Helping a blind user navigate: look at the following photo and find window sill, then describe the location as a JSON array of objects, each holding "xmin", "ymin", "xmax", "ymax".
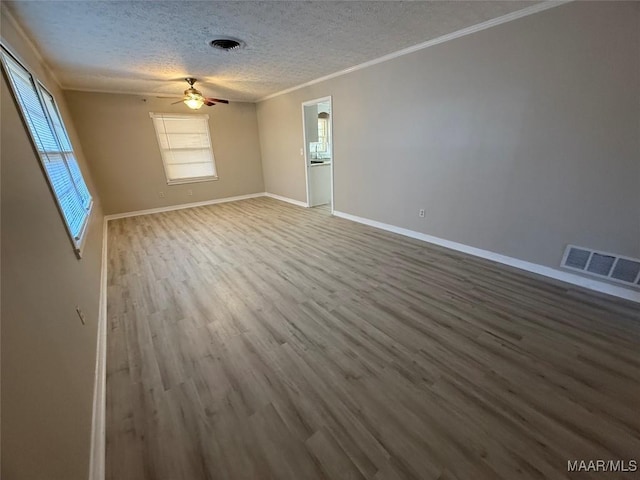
[
  {"xmin": 167, "ymin": 176, "xmax": 219, "ymax": 186},
  {"xmin": 73, "ymin": 200, "xmax": 94, "ymax": 259}
]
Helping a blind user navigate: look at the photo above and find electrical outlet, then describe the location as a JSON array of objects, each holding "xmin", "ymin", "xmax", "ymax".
[
  {"xmin": 419, "ymin": 209, "xmax": 425, "ymax": 218},
  {"xmin": 187, "ymin": 189, "xmax": 193, "ymax": 196},
  {"xmin": 300, "ymin": 148, "xmax": 304, "ymax": 156},
  {"xmin": 76, "ymin": 306, "xmax": 86, "ymax": 325},
  {"xmin": 159, "ymin": 191, "xmax": 165, "ymax": 198}
]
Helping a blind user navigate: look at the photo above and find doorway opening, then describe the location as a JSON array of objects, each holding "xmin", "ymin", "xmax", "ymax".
[{"xmin": 302, "ymin": 96, "xmax": 333, "ymax": 212}]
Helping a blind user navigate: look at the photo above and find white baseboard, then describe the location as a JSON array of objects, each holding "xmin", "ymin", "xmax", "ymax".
[
  {"xmin": 105, "ymin": 192, "xmax": 311, "ymax": 222},
  {"xmin": 89, "ymin": 197, "xmax": 636, "ymax": 480},
  {"xmin": 88, "ymin": 217, "xmax": 108, "ymax": 480},
  {"xmin": 333, "ymin": 210, "xmax": 640, "ymax": 303},
  {"xmin": 89, "ymin": 190, "xmax": 303, "ymax": 479},
  {"xmin": 105, "ymin": 192, "xmax": 266, "ymax": 221},
  {"xmin": 264, "ymin": 192, "xmax": 308, "ymax": 208}
]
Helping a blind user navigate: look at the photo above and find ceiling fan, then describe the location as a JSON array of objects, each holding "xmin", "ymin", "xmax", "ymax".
[{"xmin": 173, "ymin": 78, "xmax": 229, "ymax": 110}]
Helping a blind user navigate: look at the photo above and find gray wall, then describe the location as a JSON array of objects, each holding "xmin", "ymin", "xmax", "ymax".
[
  {"xmin": 65, "ymin": 91, "xmax": 265, "ymax": 215},
  {"xmin": 257, "ymin": 1, "xmax": 640, "ymax": 269},
  {"xmin": 1, "ymin": 10, "xmax": 104, "ymax": 480}
]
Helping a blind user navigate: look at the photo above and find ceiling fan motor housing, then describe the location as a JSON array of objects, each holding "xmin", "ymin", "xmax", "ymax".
[
  {"xmin": 177, "ymin": 77, "xmax": 228, "ymax": 108},
  {"xmin": 184, "ymin": 86, "xmax": 202, "ymax": 97}
]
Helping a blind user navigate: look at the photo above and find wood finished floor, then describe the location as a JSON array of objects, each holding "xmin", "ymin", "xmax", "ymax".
[{"xmin": 106, "ymin": 197, "xmax": 640, "ymax": 480}]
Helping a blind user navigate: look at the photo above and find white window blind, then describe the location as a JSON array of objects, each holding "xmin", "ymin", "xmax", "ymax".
[
  {"xmin": 150, "ymin": 113, "xmax": 218, "ymax": 184},
  {"xmin": 1, "ymin": 47, "xmax": 93, "ymax": 255}
]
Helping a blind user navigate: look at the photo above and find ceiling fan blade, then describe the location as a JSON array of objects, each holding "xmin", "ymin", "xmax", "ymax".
[
  {"xmin": 203, "ymin": 99, "xmax": 216, "ymax": 107},
  {"xmin": 171, "ymin": 100, "xmax": 184, "ymax": 105},
  {"xmin": 205, "ymin": 97, "xmax": 229, "ymax": 104}
]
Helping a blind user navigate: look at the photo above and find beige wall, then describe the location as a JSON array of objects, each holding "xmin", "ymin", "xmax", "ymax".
[
  {"xmin": 65, "ymin": 91, "xmax": 264, "ymax": 215},
  {"xmin": 0, "ymin": 3, "xmax": 638, "ymax": 476},
  {"xmin": 257, "ymin": 1, "xmax": 640, "ymax": 269},
  {"xmin": 1, "ymin": 8, "xmax": 104, "ymax": 480},
  {"xmin": 258, "ymin": 93, "xmax": 309, "ymax": 202}
]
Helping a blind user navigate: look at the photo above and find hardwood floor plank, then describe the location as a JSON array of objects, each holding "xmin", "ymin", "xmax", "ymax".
[{"xmin": 106, "ymin": 197, "xmax": 640, "ymax": 479}]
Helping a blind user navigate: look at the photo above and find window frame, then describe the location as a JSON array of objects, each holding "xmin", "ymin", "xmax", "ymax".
[
  {"xmin": 0, "ymin": 43, "xmax": 93, "ymax": 258},
  {"xmin": 149, "ymin": 112, "xmax": 218, "ymax": 185}
]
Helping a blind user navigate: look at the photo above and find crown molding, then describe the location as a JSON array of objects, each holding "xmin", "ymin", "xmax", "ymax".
[
  {"xmin": 64, "ymin": 86, "xmax": 252, "ymax": 104},
  {"xmin": 0, "ymin": 2, "xmax": 63, "ymax": 89},
  {"xmin": 257, "ymin": 1, "xmax": 571, "ymax": 103},
  {"xmin": 2, "ymin": 1, "xmax": 571, "ymax": 104},
  {"xmin": 64, "ymin": 86, "xmax": 182, "ymax": 99}
]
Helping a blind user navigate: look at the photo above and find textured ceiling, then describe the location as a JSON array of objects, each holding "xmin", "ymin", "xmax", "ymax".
[{"xmin": 5, "ymin": 1, "xmax": 538, "ymax": 102}]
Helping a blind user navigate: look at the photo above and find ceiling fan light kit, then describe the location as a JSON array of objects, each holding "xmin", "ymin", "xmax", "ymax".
[
  {"xmin": 184, "ymin": 96, "xmax": 204, "ymax": 109},
  {"xmin": 178, "ymin": 77, "xmax": 229, "ymax": 110},
  {"xmin": 183, "ymin": 78, "xmax": 205, "ymax": 109}
]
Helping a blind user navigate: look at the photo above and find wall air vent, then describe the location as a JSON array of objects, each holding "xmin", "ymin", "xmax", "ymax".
[
  {"xmin": 561, "ymin": 245, "xmax": 640, "ymax": 288},
  {"xmin": 565, "ymin": 247, "xmax": 590, "ymax": 270},
  {"xmin": 586, "ymin": 253, "xmax": 616, "ymax": 276}
]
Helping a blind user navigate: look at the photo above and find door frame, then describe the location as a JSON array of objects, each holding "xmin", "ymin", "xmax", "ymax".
[{"xmin": 301, "ymin": 96, "xmax": 334, "ymax": 213}]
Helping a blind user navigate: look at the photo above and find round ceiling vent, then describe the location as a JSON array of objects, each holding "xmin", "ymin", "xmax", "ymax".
[{"xmin": 209, "ymin": 37, "xmax": 246, "ymax": 52}]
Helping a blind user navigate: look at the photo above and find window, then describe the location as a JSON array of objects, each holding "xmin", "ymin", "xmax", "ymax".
[
  {"xmin": 150, "ymin": 113, "xmax": 218, "ymax": 184},
  {"xmin": 317, "ymin": 112, "xmax": 330, "ymax": 154},
  {"xmin": 1, "ymin": 46, "xmax": 93, "ymax": 256},
  {"xmin": 318, "ymin": 117, "xmax": 328, "ymax": 147}
]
